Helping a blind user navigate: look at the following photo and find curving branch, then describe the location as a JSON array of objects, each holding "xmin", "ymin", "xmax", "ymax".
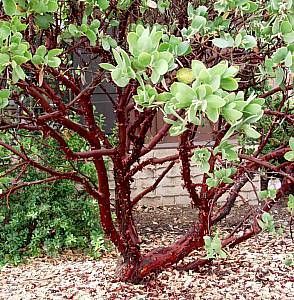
[{"xmin": 131, "ymin": 161, "xmax": 175, "ymax": 207}]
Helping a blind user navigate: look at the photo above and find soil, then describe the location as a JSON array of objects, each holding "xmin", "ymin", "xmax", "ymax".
[
  {"xmin": 0, "ymin": 202, "xmax": 293, "ymax": 299},
  {"xmin": 134, "ymin": 199, "xmax": 290, "ymax": 249}
]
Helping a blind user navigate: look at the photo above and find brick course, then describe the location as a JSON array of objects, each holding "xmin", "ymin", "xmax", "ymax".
[{"xmin": 108, "ymin": 148, "xmax": 260, "ymax": 206}]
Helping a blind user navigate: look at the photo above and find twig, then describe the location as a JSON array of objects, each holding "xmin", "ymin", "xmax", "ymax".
[{"xmin": 131, "ymin": 161, "xmax": 175, "ymax": 206}]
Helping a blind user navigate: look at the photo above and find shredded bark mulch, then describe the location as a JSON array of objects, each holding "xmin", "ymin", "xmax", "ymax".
[{"xmin": 0, "ymin": 205, "xmax": 293, "ymax": 299}]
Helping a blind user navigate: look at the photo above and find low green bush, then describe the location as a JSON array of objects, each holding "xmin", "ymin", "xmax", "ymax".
[
  {"xmin": 0, "ymin": 179, "xmax": 107, "ymax": 266},
  {"xmin": 0, "ymin": 115, "xmax": 114, "ymax": 267}
]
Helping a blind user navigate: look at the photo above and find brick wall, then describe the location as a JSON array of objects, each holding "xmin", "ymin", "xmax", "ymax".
[{"xmin": 108, "ymin": 148, "xmax": 260, "ymax": 207}]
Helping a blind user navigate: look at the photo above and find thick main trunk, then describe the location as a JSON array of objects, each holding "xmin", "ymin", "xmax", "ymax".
[{"xmin": 116, "ymin": 223, "xmax": 205, "ymax": 283}]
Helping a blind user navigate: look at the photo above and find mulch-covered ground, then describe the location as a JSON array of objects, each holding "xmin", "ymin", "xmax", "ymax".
[{"xmin": 0, "ymin": 205, "xmax": 293, "ymax": 299}]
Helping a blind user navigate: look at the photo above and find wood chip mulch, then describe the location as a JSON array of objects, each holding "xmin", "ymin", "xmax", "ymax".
[{"xmin": 0, "ymin": 206, "xmax": 293, "ymax": 299}]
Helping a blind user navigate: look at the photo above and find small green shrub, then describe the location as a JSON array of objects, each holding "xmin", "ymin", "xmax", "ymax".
[
  {"xmin": 0, "ymin": 114, "xmax": 114, "ymax": 267},
  {"xmin": 0, "ymin": 176, "xmax": 108, "ymax": 267}
]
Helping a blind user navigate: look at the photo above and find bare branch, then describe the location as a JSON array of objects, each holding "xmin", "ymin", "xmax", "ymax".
[{"xmin": 131, "ymin": 161, "xmax": 175, "ymax": 206}]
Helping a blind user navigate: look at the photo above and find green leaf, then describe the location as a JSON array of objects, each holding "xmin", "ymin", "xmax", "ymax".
[
  {"xmin": 47, "ymin": 49, "xmax": 63, "ymax": 58},
  {"xmin": 262, "ymin": 212, "xmax": 273, "ymax": 223},
  {"xmin": 222, "ymin": 66, "xmax": 239, "ymax": 78},
  {"xmin": 35, "ymin": 14, "xmax": 54, "ymax": 29},
  {"xmin": 110, "ymin": 19, "xmax": 119, "ymax": 27},
  {"xmin": 192, "ymin": 60, "xmax": 206, "ymax": 77},
  {"xmin": 218, "ymin": 250, "xmax": 227, "ymax": 259},
  {"xmin": 127, "ymin": 65, "xmax": 135, "ymax": 79},
  {"xmin": 191, "ymin": 15, "xmax": 207, "ymax": 31},
  {"xmin": 0, "ymin": 89, "xmax": 10, "ymax": 99},
  {"xmin": 289, "ymin": 137, "xmax": 294, "ymax": 150},
  {"xmin": 107, "ymin": 37, "xmax": 117, "ymax": 48},
  {"xmin": 150, "ymin": 30, "xmax": 163, "ymax": 48},
  {"xmin": 242, "ymin": 124, "xmax": 260, "ymax": 139},
  {"xmin": 81, "ymin": 24, "xmax": 89, "ymax": 34},
  {"xmin": 206, "ymin": 94, "xmax": 226, "ymax": 108},
  {"xmin": 158, "ymin": 42, "xmax": 170, "ymax": 52},
  {"xmin": 212, "ymin": 37, "xmax": 233, "ymax": 48},
  {"xmin": 138, "ymin": 52, "xmax": 151, "ymax": 67},
  {"xmin": 12, "ymin": 55, "xmax": 29, "ymax": 65},
  {"xmin": 111, "ymin": 69, "xmax": 129, "ymax": 87},
  {"xmin": 0, "ymin": 97, "xmax": 9, "ymax": 109},
  {"xmin": 47, "ymin": 57, "xmax": 61, "ymax": 68},
  {"xmin": 47, "ymin": 0, "xmax": 58, "ymax": 12},
  {"xmin": 258, "ymin": 212, "xmax": 275, "ymax": 233},
  {"xmin": 156, "ymin": 92, "xmax": 172, "ymax": 102},
  {"xmin": 192, "ymin": 148, "xmax": 211, "ymax": 173},
  {"xmin": 220, "ymin": 77, "xmax": 238, "ymax": 91},
  {"xmin": 284, "ymin": 31, "xmax": 294, "ymax": 43},
  {"xmin": 101, "ymin": 37, "xmax": 110, "ymax": 51},
  {"xmin": 204, "ymin": 232, "xmax": 226, "ymax": 259},
  {"xmin": 10, "ymin": 17, "xmax": 27, "ymax": 32},
  {"xmin": 241, "ymin": 35, "xmax": 257, "ymax": 49},
  {"xmin": 46, "ymin": 49, "xmax": 63, "ymax": 68},
  {"xmin": 272, "ymin": 17, "xmax": 280, "ymax": 34},
  {"xmin": 210, "ymin": 61, "xmax": 228, "ymax": 76},
  {"xmin": 120, "ymin": 49, "xmax": 131, "ymax": 67},
  {"xmin": 222, "ymin": 108, "xmax": 243, "ymax": 124},
  {"xmin": 199, "ymin": 68, "xmax": 211, "ymax": 83},
  {"xmin": 169, "ymin": 122, "xmax": 187, "ymax": 136},
  {"xmin": 3, "ymin": 0, "xmax": 16, "ymax": 16},
  {"xmin": 151, "ymin": 70, "xmax": 160, "ymax": 84},
  {"xmin": 234, "ymin": 33, "xmax": 242, "ymax": 47},
  {"xmin": 272, "ymin": 47, "xmax": 288, "ymax": 64},
  {"xmin": 201, "ymin": 161, "xmax": 210, "ymax": 173},
  {"xmin": 177, "ymin": 41, "xmax": 190, "ymax": 56},
  {"xmin": 137, "ymin": 32, "xmax": 153, "ymax": 53},
  {"xmin": 176, "ymin": 68, "xmax": 194, "ymax": 84},
  {"xmin": 187, "ymin": 105, "xmax": 201, "ymax": 125},
  {"xmin": 85, "ymin": 29, "xmax": 97, "ymax": 46},
  {"xmin": 112, "ymin": 48, "xmax": 123, "ymax": 66},
  {"xmin": 284, "ymin": 151, "xmax": 294, "ymax": 161},
  {"xmin": 243, "ymin": 103, "xmax": 262, "ymax": 115},
  {"xmin": 35, "ymin": 46, "xmax": 47, "ymax": 58},
  {"xmin": 97, "ymin": 0, "xmax": 110, "ymax": 10},
  {"xmin": 243, "ymin": 1, "xmax": 258, "ymax": 12},
  {"xmin": 163, "ymin": 116, "xmax": 177, "ymax": 125},
  {"xmin": 285, "ymin": 258, "xmax": 294, "ymax": 267},
  {"xmin": 284, "ymin": 51, "xmax": 292, "ymax": 68},
  {"xmin": 90, "ymin": 20, "xmax": 101, "ymax": 30},
  {"xmin": 68, "ymin": 24, "xmax": 80, "ymax": 37},
  {"xmin": 0, "ymin": 24, "xmax": 11, "ymax": 40},
  {"xmin": 288, "ymin": 194, "xmax": 294, "ymax": 214},
  {"xmin": 0, "ymin": 53, "xmax": 10, "ymax": 66},
  {"xmin": 207, "ymin": 177, "xmax": 219, "ymax": 187},
  {"xmin": 210, "ymin": 75, "xmax": 221, "ymax": 91},
  {"xmin": 99, "ymin": 63, "xmax": 115, "ymax": 71},
  {"xmin": 223, "ymin": 149, "xmax": 238, "ymax": 161},
  {"xmin": 194, "ymin": 84, "xmax": 212, "ymax": 99},
  {"xmin": 0, "ymin": 89, "xmax": 10, "ymax": 109},
  {"xmin": 260, "ymin": 189, "xmax": 277, "ymax": 200},
  {"xmin": 32, "ymin": 55, "xmax": 44, "ymax": 65},
  {"xmin": 170, "ymin": 82, "xmax": 195, "ymax": 107},
  {"xmin": 206, "ymin": 107, "xmax": 219, "ymax": 123},
  {"xmin": 274, "ymin": 67, "xmax": 284, "ymax": 86},
  {"xmin": 127, "ymin": 32, "xmax": 139, "ymax": 55},
  {"xmin": 12, "ymin": 65, "xmax": 26, "ymax": 83},
  {"xmin": 280, "ymin": 21, "xmax": 293, "ymax": 34}
]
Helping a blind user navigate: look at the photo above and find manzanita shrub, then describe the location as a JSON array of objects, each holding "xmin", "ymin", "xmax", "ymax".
[{"xmin": 0, "ymin": 0, "xmax": 293, "ymax": 282}]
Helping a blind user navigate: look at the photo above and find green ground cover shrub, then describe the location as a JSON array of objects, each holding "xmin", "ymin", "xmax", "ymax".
[
  {"xmin": 0, "ymin": 115, "xmax": 114, "ymax": 267},
  {"xmin": 0, "ymin": 179, "xmax": 106, "ymax": 266}
]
